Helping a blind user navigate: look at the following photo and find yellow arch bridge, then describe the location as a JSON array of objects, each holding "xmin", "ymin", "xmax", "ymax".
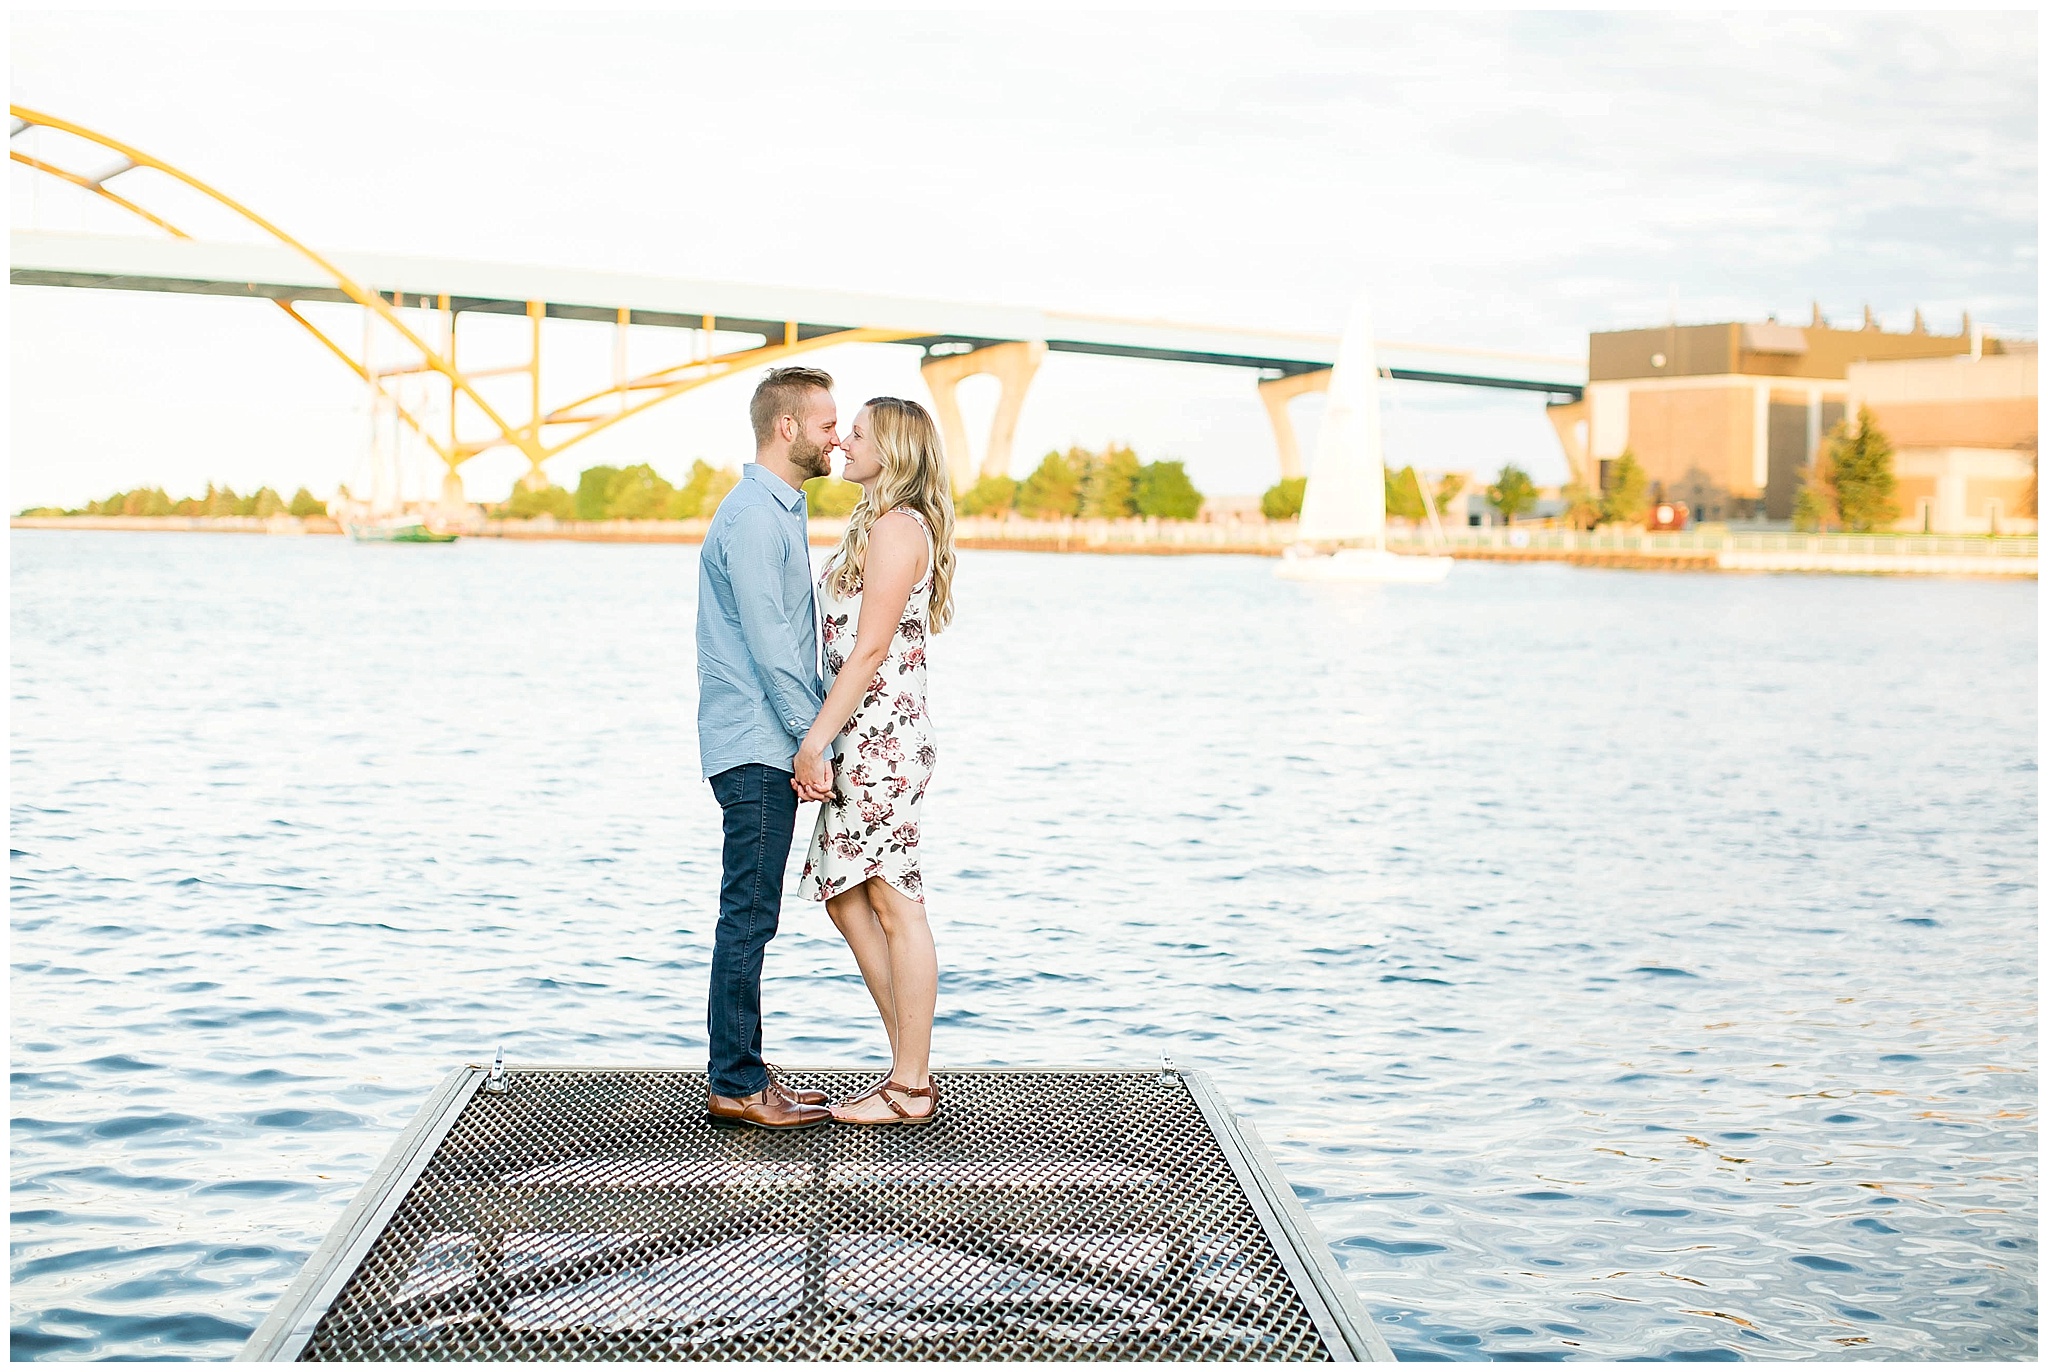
[{"xmin": 10, "ymin": 105, "xmax": 1589, "ymax": 505}]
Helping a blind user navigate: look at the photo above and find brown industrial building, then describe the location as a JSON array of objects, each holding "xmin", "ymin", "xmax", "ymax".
[
  {"xmin": 1548, "ymin": 309, "xmax": 2037, "ymax": 530},
  {"xmin": 1851, "ymin": 349, "xmax": 2037, "ymax": 533}
]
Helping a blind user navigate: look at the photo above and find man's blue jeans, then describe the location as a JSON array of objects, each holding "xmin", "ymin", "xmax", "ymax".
[{"xmin": 706, "ymin": 763, "xmax": 799, "ymax": 1099}]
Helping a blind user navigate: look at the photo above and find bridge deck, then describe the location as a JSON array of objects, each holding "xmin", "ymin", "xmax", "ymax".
[
  {"xmin": 12, "ymin": 230, "xmax": 1584, "ymax": 397},
  {"xmin": 237, "ymin": 1065, "xmax": 1390, "ymax": 1362}
]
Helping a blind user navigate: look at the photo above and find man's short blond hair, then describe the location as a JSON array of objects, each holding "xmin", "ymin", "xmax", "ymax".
[{"xmin": 749, "ymin": 366, "xmax": 834, "ymax": 447}]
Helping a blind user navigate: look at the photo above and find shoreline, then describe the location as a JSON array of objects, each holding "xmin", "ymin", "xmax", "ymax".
[{"xmin": 10, "ymin": 515, "xmax": 2038, "ymax": 577}]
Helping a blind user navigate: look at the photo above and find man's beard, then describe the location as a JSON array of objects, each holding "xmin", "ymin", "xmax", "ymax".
[{"xmin": 789, "ymin": 432, "xmax": 831, "ymax": 480}]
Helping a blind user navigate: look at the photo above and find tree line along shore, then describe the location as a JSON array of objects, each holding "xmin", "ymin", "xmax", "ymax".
[
  {"xmin": 20, "ymin": 445, "xmax": 1206, "ymax": 526},
  {"xmin": 20, "ymin": 445, "xmax": 1469, "ymax": 529},
  {"xmin": 18, "ymin": 410, "xmax": 2009, "ymax": 537}
]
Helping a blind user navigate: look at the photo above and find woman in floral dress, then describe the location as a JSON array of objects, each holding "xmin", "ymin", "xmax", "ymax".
[{"xmin": 793, "ymin": 397, "xmax": 956, "ymax": 1126}]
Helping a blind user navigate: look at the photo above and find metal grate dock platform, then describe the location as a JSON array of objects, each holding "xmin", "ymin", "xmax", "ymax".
[{"xmin": 239, "ymin": 1066, "xmax": 1390, "ymax": 1362}]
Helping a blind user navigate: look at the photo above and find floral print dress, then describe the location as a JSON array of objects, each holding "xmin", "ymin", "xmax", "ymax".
[{"xmin": 798, "ymin": 508, "xmax": 937, "ymax": 904}]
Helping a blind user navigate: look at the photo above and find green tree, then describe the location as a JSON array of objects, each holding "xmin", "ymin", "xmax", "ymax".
[
  {"xmin": 1486, "ymin": 464, "xmax": 1538, "ymax": 524},
  {"xmin": 958, "ymin": 474, "xmax": 1018, "ymax": 517},
  {"xmin": 1792, "ymin": 459, "xmax": 1837, "ymax": 532},
  {"xmin": 249, "ymin": 486, "xmax": 287, "ymax": 518},
  {"xmin": 603, "ymin": 463, "xmax": 676, "ymax": 520},
  {"xmin": 202, "ymin": 483, "xmax": 243, "ymax": 517},
  {"xmin": 574, "ymin": 465, "xmax": 622, "ymax": 520},
  {"xmin": 1016, "ymin": 449, "xmax": 1086, "ymax": 519},
  {"xmin": 120, "ymin": 487, "xmax": 174, "ymax": 516},
  {"xmin": 1134, "ymin": 460, "xmax": 1203, "ymax": 520},
  {"xmin": 288, "ymin": 487, "xmax": 327, "ymax": 517},
  {"xmin": 669, "ymin": 460, "xmax": 739, "ymax": 518},
  {"xmin": 804, "ymin": 476, "xmax": 862, "ymax": 517},
  {"xmin": 1262, "ymin": 476, "xmax": 1307, "ymax": 520},
  {"xmin": 1082, "ymin": 443, "xmax": 1142, "ymax": 518},
  {"xmin": 506, "ymin": 482, "xmax": 574, "ymax": 519},
  {"xmin": 1829, "ymin": 406, "xmax": 1900, "ymax": 532},
  {"xmin": 1600, "ymin": 452, "xmax": 1650, "ymax": 527},
  {"xmin": 1432, "ymin": 473, "xmax": 1463, "ymax": 516},
  {"xmin": 1385, "ymin": 465, "xmax": 1427, "ymax": 523},
  {"xmin": 98, "ymin": 489, "xmax": 153, "ymax": 515},
  {"xmin": 1559, "ymin": 480, "xmax": 1603, "ymax": 530}
]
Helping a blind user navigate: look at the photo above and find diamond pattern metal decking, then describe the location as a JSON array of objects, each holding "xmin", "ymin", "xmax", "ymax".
[{"xmin": 239, "ymin": 1067, "xmax": 1388, "ymax": 1362}]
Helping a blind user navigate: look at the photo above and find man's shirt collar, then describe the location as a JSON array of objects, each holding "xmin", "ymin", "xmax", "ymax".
[{"xmin": 743, "ymin": 462, "xmax": 806, "ymax": 513}]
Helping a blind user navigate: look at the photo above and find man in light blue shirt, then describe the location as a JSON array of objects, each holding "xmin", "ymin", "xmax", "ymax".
[
  {"xmin": 697, "ymin": 466, "xmax": 826, "ymax": 779},
  {"xmin": 695, "ymin": 365, "xmax": 838, "ymax": 1129}
]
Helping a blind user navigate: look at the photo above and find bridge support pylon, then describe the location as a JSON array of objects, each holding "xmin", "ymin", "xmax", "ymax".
[
  {"xmin": 920, "ymin": 340, "xmax": 1045, "ymax": 495},
  {"xmin": 1544, "ymin": 398, "xmax": 1592, "ymax": 489},
  {"xmin": 438, "ymin": 468, "xmax": 468, "ymax": 521},
  {"xmin": 1257, "ymin": 369, "xmax": 1330, "ymax": 481}
]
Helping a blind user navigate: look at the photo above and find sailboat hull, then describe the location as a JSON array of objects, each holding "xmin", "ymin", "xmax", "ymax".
[
  {"xmin": 346, "ymin": 521, "xmax": 459, "ymax": 544},
  {"xmin": 1275, "ymin": 546, "xmax": 1454, "ymax": 583}
]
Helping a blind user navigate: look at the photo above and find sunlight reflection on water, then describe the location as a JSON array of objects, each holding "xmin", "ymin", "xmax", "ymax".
[{"xmin": 9, "ymin": 531, "xmax": 2038, "ymax": 1360}]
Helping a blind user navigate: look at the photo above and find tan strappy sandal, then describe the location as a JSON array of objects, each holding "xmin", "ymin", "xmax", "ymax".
[
  {"xmin": 841, "ymin": 1074, "xmax": 891, "ymax": 1106},
  {"xmin": 834, "ymin": 1077, "xmax": 941, "ymax": 1127}
]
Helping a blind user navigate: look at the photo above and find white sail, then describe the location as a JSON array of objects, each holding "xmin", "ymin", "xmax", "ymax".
[{"xmin": 1296, "ymin": 293, "xmax": 1386, "ymax": 547}]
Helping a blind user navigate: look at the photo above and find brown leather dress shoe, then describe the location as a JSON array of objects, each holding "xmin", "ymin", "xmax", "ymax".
[
  {"xmin": 764, "ymin": 1063, "xmax": 828, "ymax": 1106},
  {"xmin": 706, "ymin": 1086, "xmax": 830, "ymax": 1130}
]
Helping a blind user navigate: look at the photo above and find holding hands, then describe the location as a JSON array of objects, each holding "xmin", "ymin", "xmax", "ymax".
[{"xmin": 792, "ymin": 739, "xmax": 833, "ymax": 803}]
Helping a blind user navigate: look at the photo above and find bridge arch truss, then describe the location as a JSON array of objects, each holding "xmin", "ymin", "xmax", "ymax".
[{"xmin": 9, "ymin": 105, "xmax": 917, "ymax": 505}]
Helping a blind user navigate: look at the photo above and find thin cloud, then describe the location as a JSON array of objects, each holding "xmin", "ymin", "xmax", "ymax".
[{"xmin": 8, "ymin": 10, "xmax": 2035, "ymax": 506}]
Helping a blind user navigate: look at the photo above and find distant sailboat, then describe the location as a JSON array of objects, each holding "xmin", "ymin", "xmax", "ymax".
[
  {"xmin": 1275, "ymin": 294, "xmax": 1451, "ymax": 584},
  {"xmin": 341, "ymin": 389, "xmax": 458, "ymax": 544},
  {"xmin": 348, "ymin": 521, "xmax": 457, "ymax": 544}
]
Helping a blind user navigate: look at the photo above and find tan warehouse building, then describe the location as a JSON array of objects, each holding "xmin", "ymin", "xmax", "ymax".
[
  {"xmin": 1849, "ymin": 348, "xmax": 2036, "ymax": 533},
  {"xmin": 1550, "ymin": 310, "xmax": 2033, "ymax": 526}
]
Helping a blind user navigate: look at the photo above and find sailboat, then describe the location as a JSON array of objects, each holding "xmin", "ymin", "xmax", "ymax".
[
  {"xmin": 347, "ymin": 520, "xmax": 457, "ymax": 544},
  {"xmin": 340, "ymin": 388, "xmax": 458, "ymax": 544},
  {"xmin": 1274, "ymin": 294, "xmax": 1451, "ymax": 584}
]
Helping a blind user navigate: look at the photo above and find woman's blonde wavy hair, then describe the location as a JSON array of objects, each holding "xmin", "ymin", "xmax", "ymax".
[{"xmin": 825, "ymin": 396, "xmax": 957, "ymax": 632}]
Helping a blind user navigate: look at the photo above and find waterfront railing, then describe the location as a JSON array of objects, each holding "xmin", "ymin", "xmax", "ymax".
[
  {"xmin": 1410, "ymin": 527, "xmax": 2040, "ymax": 559},
  {"xmin": 12, "ymin": 513, "xmax": 2039, "ymax": 565},
  {"xmin": 941, "ymin": 518, "xmax": 2037, "ymax": 559}
]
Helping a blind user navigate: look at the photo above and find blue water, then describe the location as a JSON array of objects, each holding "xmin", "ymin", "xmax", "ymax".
[{"xmin": 9, "ymin": 530, "xmax": 2038, "ymax": 1360}]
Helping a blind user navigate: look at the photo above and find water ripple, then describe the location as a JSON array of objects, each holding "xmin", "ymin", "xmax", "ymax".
[{"xmin": 9, "ymin": 531, "xmax": 2038, "ymax": 1360}]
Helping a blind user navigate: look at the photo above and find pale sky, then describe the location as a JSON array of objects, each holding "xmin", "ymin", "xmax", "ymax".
[{"xmin": 8, "ymin": 9, "xmax": 2038, "ymax": 508}]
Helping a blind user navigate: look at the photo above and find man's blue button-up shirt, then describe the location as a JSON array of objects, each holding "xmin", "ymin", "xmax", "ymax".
[{"xmin": 696, "ymin": 464, "xmax": 826, "ymax": 779}]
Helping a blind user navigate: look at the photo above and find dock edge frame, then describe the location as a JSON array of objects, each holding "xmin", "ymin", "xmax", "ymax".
[
  {"xmin": 1182, "ymin": 1072, "xmax": 1394, "ymax": 1362},
  {"xmin": 237, "ymin": 1064, "xmax": 1394, "ymax": 1363},
  {"xmin": 238, "ymin": 1065, "xmax": 486, "ymax": 1362}
]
